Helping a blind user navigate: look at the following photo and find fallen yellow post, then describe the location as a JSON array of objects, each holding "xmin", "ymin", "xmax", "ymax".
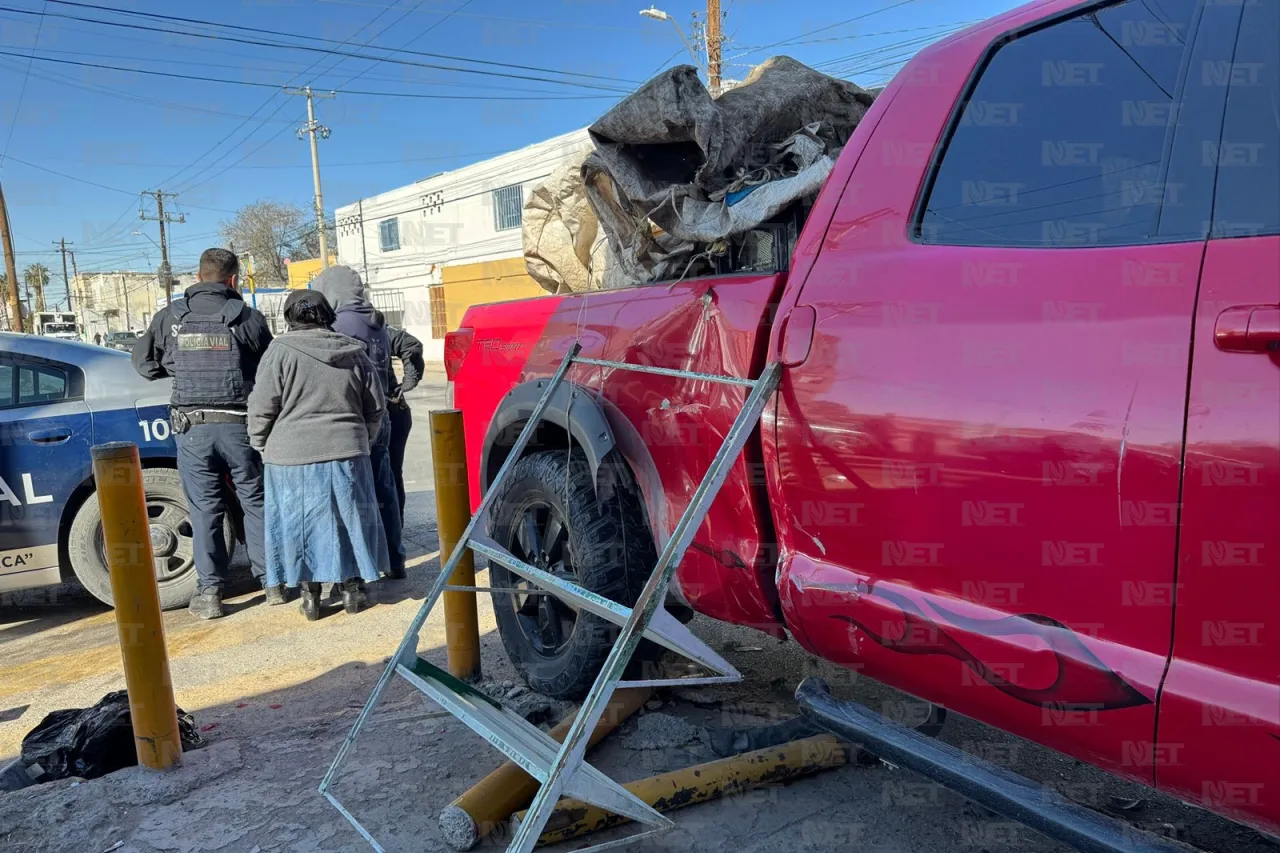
[
  {"xmin": 430, "ymin": 409, "xmax": 481, "ymax": 681},
  {"xmin": 512, "ymin": 733, "xmax": 853, "ymax": 846},
  {"xmin": 438, "ymin": 687, "xmax": 652, "ymax": 850},
  {"xmin": 91, "ymin": 442, "xmax": 182, "ymax": 771}
]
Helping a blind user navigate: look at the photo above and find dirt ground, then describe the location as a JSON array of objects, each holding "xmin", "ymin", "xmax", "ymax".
[{"xmin": 0, "ymin": 382, "xmax": 1274, "ymax": 853}]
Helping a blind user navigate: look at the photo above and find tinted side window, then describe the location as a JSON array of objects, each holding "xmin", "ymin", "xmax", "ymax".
[
  {"xmin": 17, "ymin": 365, "xmax": 67, "ymax": 406},
  {"xmin": 920, "ymin": 0, "xmax": 1199, "ymax": 247},
  {"xmin": 0, "ymin": 362, "xmax": 13, "ymax": 409},
  {"xmin": 1211, "ymin": 0, "xmax": 1279, "ymax": 237}
]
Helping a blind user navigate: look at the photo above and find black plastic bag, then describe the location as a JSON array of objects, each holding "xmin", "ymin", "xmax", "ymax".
[{"xmin": 19, "ymin": 690, "xmax": 206, "ymax": 782}]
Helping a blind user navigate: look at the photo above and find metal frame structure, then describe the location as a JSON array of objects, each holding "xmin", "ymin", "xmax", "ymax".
[{"xmin": 320, "ymin": 342, "xmax": 782, "ymax": 853}]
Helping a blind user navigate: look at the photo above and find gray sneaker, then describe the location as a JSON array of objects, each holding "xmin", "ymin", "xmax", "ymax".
[
  {"xmin": 264, "ymin": 584, "xmax": 288, "ymax": 606},
  {"xmin": 188, "ymin": 589, "xmax": 224, "ymax": 620}
]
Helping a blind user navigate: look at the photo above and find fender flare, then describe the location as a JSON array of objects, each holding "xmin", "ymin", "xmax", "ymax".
[{"xmin": 480, "ymin": 378, "xmax": 616, "ymax": 494}]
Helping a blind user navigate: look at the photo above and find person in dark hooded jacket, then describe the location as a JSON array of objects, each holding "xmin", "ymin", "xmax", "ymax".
[
  {"xmin": 310, "ymin": 265, "xmax": 406, "ymax": 580},
  {"xmin": 247, "ymin": 290, "xmax": 389, "ymax": 619},
  {"xmin": 373, "ymin": 310, "xmax": 424, "ymax": 516}
]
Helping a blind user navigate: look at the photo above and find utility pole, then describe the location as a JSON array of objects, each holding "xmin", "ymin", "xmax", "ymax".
[
  {"xmin": 357, "ymin": 200, "xmax": 369, "ymax": 281},
  {"xmin": 285, "ymin": 86, "xmax": 335, "ymax": 269},
  {"xmin": 55, "ymin": 238, "xmax": 74, "ymax": 315},
  {"xmin": 120, "ymin": 274, "xmax": 131, "ymax": 332},
  {"xmin": 69, "ymin": 249, "xmax": 84, "ymax": 336},
  {"xmin": 0, "ymin": 179, "xmax": 21, "ymax": 332},
  {"xmin": 706, "ymin": 0, "xmax": 723, "ymax": 96},
  {"xmin": 140, "ymin": 190, "xmax": 184, "ymax": 305}
]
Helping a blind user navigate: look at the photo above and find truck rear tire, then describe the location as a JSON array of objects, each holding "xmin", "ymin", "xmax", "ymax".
[
  {"xmin": 487, "ymin": 448, "xmax": 658, "ymax": 700},
  {"xmin": 67, "ymin": 468, "xmax": 230, "ymax": 611}
]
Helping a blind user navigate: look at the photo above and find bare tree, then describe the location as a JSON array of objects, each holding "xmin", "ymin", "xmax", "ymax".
[{"xmin": 219, "ymin": 201, "xmax": 334, "ymax": 287}]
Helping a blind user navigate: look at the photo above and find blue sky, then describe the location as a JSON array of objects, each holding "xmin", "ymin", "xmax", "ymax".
[{"xmin": 0, "ymin": 0, "xmax": 1024, "ymax": 304}]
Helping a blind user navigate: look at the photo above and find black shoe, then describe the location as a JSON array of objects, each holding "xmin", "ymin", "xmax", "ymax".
[
  {"xmin": 264, "ymin": 584, "xmax": 288, "ymax": 606},
  {"xmin": 383, "ymin": 564, "xmax": 406, "ymax": 580},
  {"xmin": 188, "ymin": 589, "xmax": 224, "ymax": 620},
  {"xmin": 299, "ymin": 583, "xmax": 321, "ymax": 622},
  {"xmin": 342, "ymin": 579, "xmax": 368, "ymax": 615}
]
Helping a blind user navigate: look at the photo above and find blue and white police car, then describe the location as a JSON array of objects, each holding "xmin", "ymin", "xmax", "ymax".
[{"xmin": 1, "ymin": 332, "xmax": 233, "ymax": 609}]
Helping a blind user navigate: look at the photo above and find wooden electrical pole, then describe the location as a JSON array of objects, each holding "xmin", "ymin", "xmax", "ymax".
[
  {"xmin": 284, "ymin": 86, "xmax": 335, "ymax": 269},
  {"xmin": 69, "ymin": 248, "xmax": 84, "ymax": 334},
  {"xmin": 140, "ymin": 190, "xmax": 184, "ymax": 304},
  {"xmin": 0, "ymin": 180, "xmax": 21, "ymax": 332},
  {"xmin": 706, "ymin": 0, "xmax": 722, "ymax": 96},
  {"xmin": 55, "ymin": 238, "xmax": 74, "ymax": 314}
]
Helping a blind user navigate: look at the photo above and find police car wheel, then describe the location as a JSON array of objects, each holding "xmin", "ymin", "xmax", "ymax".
[{"xmin": 67, "ymin": 468, "xmax": 229, "ymax": 611}]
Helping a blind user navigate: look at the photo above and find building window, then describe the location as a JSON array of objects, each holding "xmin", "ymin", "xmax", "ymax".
[
  {"xmin": 379, "ymin": 218, "xmax": 400, "ymax": 252},
  {"xmin": 492, "ymin": 184, "xmax": 523, "ymax": 231},
  {"xmin": 369, "ymin": 289, "xmax": 405, "ymax": 329},
  {"xmin": 918, "ymin": 0, "xmax": 1198, "ymax": 247},
  {"xmin": 428, "ymin": 285, "xmax": 448, "ymax": 338}
]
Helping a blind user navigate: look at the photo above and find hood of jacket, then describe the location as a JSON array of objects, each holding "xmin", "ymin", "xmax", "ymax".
[
  {"xmin": 310, "ymin": 265, "xmax": 366, "ymax": 310},
  {"xmin": 272, "ymin": 329, "xmax": 367, "ymax": 367}
]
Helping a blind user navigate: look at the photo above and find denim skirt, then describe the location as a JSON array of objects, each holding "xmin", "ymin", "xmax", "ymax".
[{"xmin": 264, "ymin": 456, "xmax": 389, "ymax": 586}]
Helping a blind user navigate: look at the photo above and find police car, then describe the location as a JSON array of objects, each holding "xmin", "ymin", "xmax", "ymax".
[{"xmin": 1, "ymin": 332, "xmax": 234, "ymax": 609}]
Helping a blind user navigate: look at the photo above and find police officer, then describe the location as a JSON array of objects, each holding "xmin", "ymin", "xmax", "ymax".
[
  {"xmin": 312, "ymin": 266, "xmax": 407, "ymax": 580},
  {"xmin": 132, "ymin": 248, "xmax": 278, "ymax": 619},
  {"xmin": 376, "ymin": 312, "xmax": 424, "ymax": 516}
]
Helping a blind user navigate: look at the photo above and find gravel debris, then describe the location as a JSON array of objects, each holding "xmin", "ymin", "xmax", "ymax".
[{"xmin": 620, "ymin": 713, "xmax": 703, "ymax": 750}]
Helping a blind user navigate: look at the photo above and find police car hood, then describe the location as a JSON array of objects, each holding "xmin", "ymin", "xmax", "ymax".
[{"xmin": 273, "ymin": 330, "xmax": 368, "ymax": 366}]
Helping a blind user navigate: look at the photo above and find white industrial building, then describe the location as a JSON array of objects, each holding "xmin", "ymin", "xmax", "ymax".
[{"xmin": 335, "ymin": 127, "xmax": 591, "ymax": 360}]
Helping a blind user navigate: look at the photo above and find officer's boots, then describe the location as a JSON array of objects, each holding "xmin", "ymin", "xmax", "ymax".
[
  {"xmin": 342, "ymin": 578, "xmax": 367, "ymax": 615},
  {"xmin": 299, "ymin": 583, "xmax": 322, "ymax": 621},
  {"xmin": 188, "ymin": 589, "xmax": 224, "ymax": 620}
]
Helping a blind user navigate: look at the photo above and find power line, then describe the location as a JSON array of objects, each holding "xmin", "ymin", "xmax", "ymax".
[
  {"xmin": 158, "ymin": 0, "xmax": 405, "ymax": 193},
  {"xmin": 731, "ymin": 0, "xmax": 922, "ymax": 61},
  {"xmin": 18, "ymin": 2, "xmax": 638, "ymax": 89},
  {"xmin": 313, "ymin": 0, "xmax": 642, "ymax": 33},
  {"xmin": 31, "ymin": 149, "xmax": 515, "ymax": 170},
  {"xmin": 0, "ymin": 50, "xmax": 624, "ymax": 99},
  {"xmin": 728, "ymin": 21, "xmax": 977, "ymax": 53},
  {"xmin": 0, "ymin": 153, "xmax": 238, "ymax": 212},
  {"xmin": 0, "ymin": 0, "xmax": 47, "ymax": 165},
  {"xmin": 2, "ymin": 43, "xmax": 613, "ymax": 97}
]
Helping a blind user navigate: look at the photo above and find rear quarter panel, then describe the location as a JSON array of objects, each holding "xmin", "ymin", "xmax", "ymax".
[{"xmin": 454, "ymin": 274, "xmax": 787, "ymax": 633}]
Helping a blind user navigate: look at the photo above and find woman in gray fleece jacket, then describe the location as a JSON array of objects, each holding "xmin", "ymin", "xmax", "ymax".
[{"xmin": 247, "ymin": 290, "xmax": 389, "ymax": 619}]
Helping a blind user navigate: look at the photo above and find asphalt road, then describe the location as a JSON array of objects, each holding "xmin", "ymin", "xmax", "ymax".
[{"xmin": 0, "ymin": 368, "xmax": 1272, "ymax": 853}]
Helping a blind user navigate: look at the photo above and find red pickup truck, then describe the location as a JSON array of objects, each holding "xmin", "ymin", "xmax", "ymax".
[{"xmin": 449, "ymin": 0, "xmax": 1278, "ymax": 842}]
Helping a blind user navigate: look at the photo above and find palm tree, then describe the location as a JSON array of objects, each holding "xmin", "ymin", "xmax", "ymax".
[{"xmin": 24, "ymin": 263, "xmax": 50, "ymax": 313}]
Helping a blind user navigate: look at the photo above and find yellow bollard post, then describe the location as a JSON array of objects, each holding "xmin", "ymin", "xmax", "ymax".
[
  {"xmin": 513, "ymin": 734, "xmax": 855, "ymax": 846},
  {"xmin": 430, "ymin": 409, "xmax": 481, "ymax": 680},
  {"xmin": 91, "ymin": 441, "xmax": 182, "ymax": 771}
]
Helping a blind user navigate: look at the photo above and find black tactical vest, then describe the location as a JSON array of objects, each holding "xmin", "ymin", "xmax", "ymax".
[{"xmin": 170, "ymin": 300, "xmax": 250, "ymax": 408}]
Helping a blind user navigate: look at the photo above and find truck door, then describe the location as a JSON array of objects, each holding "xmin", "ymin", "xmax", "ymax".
[
  {"xmin": 0, "ymin": 353, "xmax": 91, "ymax": 590},
  {"xmin": 1156, "ymin": 0, "xmax": 1280, "ymax": 833},
  {"xmin": 770, "ymin": 0, "xmax": 1216, "ymax": 782}
]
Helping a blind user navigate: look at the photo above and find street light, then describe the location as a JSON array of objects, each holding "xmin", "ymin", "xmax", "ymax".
[
  {"xmin": 131, "ymin": 230, "xmax": 161, "ymax": 252},
  {"xmin": 639, "ymin": 7, "xmax": 704, "ymax": 72},
  {"xmin": 132, "ymin": 231, "xmax": 165, "ymax": 313}
]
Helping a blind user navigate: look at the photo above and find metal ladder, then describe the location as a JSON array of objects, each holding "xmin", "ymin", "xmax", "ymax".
[{"xmin": 321, "ymin": 343, "xmax": 782, "ymax": 853}]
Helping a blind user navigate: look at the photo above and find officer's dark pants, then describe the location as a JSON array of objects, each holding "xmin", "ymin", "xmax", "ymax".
[
  {"xmin": 389, "ymin": 403, "xmax": 412, "ymax": 517},
  {"xmin": 176, "ymin": 422, "xmax": 267, "ymax": 593},
  {"xmin": 372, "ymin": 414, "xmax": 406, "ymax": 573}
]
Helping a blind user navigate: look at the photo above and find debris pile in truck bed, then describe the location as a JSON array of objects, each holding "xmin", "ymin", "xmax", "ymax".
[{"xmin": 522, "ymin": 57, "xmax": 876, "ymax": 292}]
